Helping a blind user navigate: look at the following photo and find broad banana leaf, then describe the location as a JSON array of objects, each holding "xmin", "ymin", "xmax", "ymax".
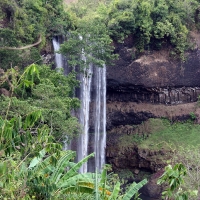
[
  {"xmin": 57, "ymin": 172, "xmax": 97, "ymax": 188},
  {"xmin": 58, "ymin": 153, "xmax": 95, "ymax": 182},
  {"xmin": 122, "ymin": 179, "xmax": 147, "ymax": 200},
  {"xmin": 50, "ymin": 150, "xmax": 76, "ymax": 183},
  {"xmin": 108, "ymin": 182, "xmax": 120, "ymax": 200},
  {"xmin": 28, "ymin": 149, "xmax": 46, "ymax": 169}
]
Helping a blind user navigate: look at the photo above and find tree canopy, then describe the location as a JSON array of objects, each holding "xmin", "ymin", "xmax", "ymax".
[{"xmin": 67, "ymin": 0, "xmax": 200, "ymax": 59}]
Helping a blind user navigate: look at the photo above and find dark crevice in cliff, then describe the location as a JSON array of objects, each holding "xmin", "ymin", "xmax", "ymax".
[{"xmin": 107, "ymin": 84, "xmax": 200, "ymax": 105}]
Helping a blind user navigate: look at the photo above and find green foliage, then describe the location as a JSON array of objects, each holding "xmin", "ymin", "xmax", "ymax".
[
  {"xmin": 92, "ymin": 166, "xmax": 147, "ymax": 200},
  {"xmin": 0, "ymin": 48, "xmax": 41, "ymax": 70},
  {"xmin": 172, "ymin": 146, "xmax": 200, "ymax": 199},
  {"xmin": 1, "ymin": 0, "xmax": 199, "ymax": 70},
  {"xmin": 122, "ymin": 179, "xmax": 147, "ymax": 200},
  {"xmin": 106, "ymin": 0, "xmax": 195, "ymax": 57},
  {"xmin": 138, "ymin": 118, "xmax": 200, "ymax": 150},
  {"xmin": 117, "ymin": 169, "xmax": 134, "ymax": 181},
  {"xmin": 0, "ymin": 65, "xmax": 148, "ymax": 200},
  {"xmin": 0, "ymin": 148, "xmax": 146, "ymax": 199},
  {"xmin": 68, "ymin": 0, "xmax": 200, "ymax": 59},
  {"xmin": 27, "ymin": 151, "xmax": 96, "ymax": 199},
  {"xmin": 60, "ymin": 15, "xmax": 116, "ymax": 70},
  {"xmin": 0, "ymin": 64, "xmax": 80, "ymax": 142},
  {"xmin": 0, "ymin": 0, "xmax": 74, "ymax": 70},
  {"xmin": 0, "ymin": 107, "xmax": 62, "ymax": 198},
  {"xmin": 157, "ymin": 163, "xmax": 198, "ymax": 200},
  {"xmin": 0, "ymin": 63, "xmax": 90, "ymax": 198},
  {"xmin": 0, "ymin": 1, "xmax": 154, "ymax": 198},
  {"xmin": 107, "ymin": 0, "xmax": 137, "ymax": 40},
  {"xmin": 190, "ymin": 112, "xmax": 196, "ymax": 121},
  {"xmin": 108, "ymin": 181, "xmax": 120, "ymax": 200},
  {"xmin": 0, "ymin": 110, "xmax": 54, "ymax": 156},
  {"xmin": 0, "ymin": 0, "xmax": 73, "ymax": 44},
  {"xmin": 0, "ymin": 127, "xmax": 95, "ymax": 199}
]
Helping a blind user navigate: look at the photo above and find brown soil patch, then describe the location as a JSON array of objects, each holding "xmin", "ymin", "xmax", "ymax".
[
  {"xmin": 135, "ymin": 49, "xmax": 170, "ymax": 65},
  {"xmin": 107, "ymin": 101, "xmax": 199, "ymax": 121}
]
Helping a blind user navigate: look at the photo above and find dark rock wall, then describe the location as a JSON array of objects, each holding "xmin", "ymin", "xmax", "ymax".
[
  {"xmin": 107, "ymin": 86, "xmax": 200, "ymax": 105},
  {"xmin": 107, "ymin": 35, "xmax": 200, "ymax": 88},
  {"xmin": 105, "ymin": 33, "xmax": 200, "ymax": 173},
  {"xmin": 105, "ymin": 35, "xmax": 200, "ymax": 198}
]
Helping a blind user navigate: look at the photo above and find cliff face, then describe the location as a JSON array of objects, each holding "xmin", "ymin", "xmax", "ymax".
[
  {"xmin": 106, "ymin": 33, "xmax": 200, "ymax": 172},
  {"xmin": 107, "ymin": 34, "xmax": 200, "ymax": 105},
  {"xmin": 105, "ymin": 34, "xmax": 200, "ymax": 198}
]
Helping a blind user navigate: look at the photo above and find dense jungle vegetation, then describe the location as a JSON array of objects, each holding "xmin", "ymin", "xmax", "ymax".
[{"xmin": 1, "ymin": 0, "xmax": 200, "ymax": 199}]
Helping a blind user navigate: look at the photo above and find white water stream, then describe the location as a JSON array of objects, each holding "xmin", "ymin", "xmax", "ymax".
[
  {"xmin": 93, "ymin": 65, "xmax": 106, "ymax": 172},
  {"xmin": 53, "ymin": 37, "xmax": 106, "ymax": 173},
  {"xmin": 52, "ymin": 38, "xmax": 63, "ymax": 69},
  {"xmin": 78, "ymin": 64, "xmax": 93, "ymax": 173}
]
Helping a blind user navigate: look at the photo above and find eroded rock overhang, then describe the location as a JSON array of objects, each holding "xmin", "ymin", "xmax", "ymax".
[{"xmin": 107, "ymin": 33, "xmax": 200, "ymax": 105}]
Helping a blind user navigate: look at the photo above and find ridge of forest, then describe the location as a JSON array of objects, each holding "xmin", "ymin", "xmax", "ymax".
[{"xmin": 1, "ymin": 0, "xmax": 200, "ymax": 69}]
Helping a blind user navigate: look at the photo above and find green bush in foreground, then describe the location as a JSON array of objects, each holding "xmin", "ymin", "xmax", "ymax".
[
  {"xmin": 0, "ymin": 64, "xmax": 147, "ymax": 199},
  {"xmin": 157, "ymin": 163, "xmax": 198, "ymax": 200}
]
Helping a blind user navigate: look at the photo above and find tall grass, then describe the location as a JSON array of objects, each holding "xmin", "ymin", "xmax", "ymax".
[{"xmin": 139, "ymin": 119, "xmax": 200, "ymax": 150}]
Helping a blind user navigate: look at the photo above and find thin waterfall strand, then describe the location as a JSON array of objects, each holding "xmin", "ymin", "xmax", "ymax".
[
  {"xmin": 78, "ymin": 64, "xmax": 93, "ymax": 173},
  {"xmin": 52, "ymin": 38, "xmax": 63, "ymax": 68},
  {"xmin": 94, "ymin": 65, "xmax": 106, "ymax": 172}
]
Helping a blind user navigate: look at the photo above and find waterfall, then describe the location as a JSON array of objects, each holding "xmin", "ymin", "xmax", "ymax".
[
  {"xmin": 93, "ymin": 65, "xmax": 106, "ymax": 172},
  {"xmin": 52, "ymin": 37, "xmax": 63, "ymax": 69},
  {"xmin": 52, "ymin": 36, "xmax": 107, "ymax": 173},
  {"xmin": 77, "ymin": 64, "xmax": 107, "ymax": 173},
  {"xmin": 78, "ymin": 64, "xmax": 93, "ymax": 173}
]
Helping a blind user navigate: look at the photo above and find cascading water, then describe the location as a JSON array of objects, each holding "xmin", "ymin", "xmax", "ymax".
[
  {"xmin": 93, "ymin": 65, "xmax": 106, "ymax": 172},
  {"xmin": 77, "ymin": 64, "xmax": 93, "ymax": 173},
  {"xmin": 52, "ymin": 37, "xmax": 63, "ymax": 69},
  {"xmin": 78, "ymin": 64, "xmax": 107, "ymax": 173},
  {"xmin": 52, "ymin": 36, "xmax": 107, "ymax": 173}
]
